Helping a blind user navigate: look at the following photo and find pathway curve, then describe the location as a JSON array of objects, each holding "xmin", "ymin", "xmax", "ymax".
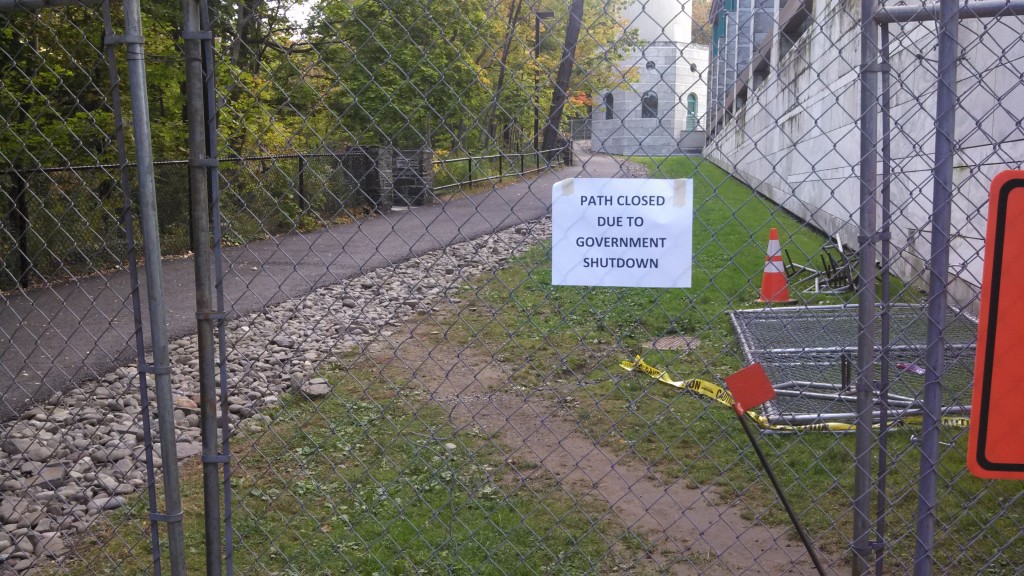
[{"xmin": 0, "ymin": 149, "xmax": 625, "ymax": 422}]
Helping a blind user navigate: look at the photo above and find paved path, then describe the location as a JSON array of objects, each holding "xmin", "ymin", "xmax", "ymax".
[{"xmin": 0, "ymin": 150, "xmax": 628, "ymax": 421}]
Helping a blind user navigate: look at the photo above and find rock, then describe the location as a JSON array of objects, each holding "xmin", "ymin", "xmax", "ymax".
[
  {"xmin": 17, "ymin": 510, "xmax": 46, "ymax": 529},
  {"xmin": 272, "ymin": 335, "xmax": 295, "ymax": 348},
  {"xmin": 26, "ymin": 465, "xmax": 67, "ymax": 490},
  {"xmin": 95, "ymin": 473, "xmax": 120, "ymax": 494},
  {"xmin": 93, "ymin": 448, "xmax": 132, "ymax": 464},
  {"xmin": 175, "ymin": 443, "xmax": 202, "ymax": 460},
  {"xmin": 33, "ymin": 533, "xmax": 66, "ymax": 558},
  {"xmin": 13, "ymin": 537, "xmax": 33, "ymax": 555},
  {"xmin": 86, "ymin": 497, "xmax": 125, "ymax": 512},
  {"xmin": 0, "ymin": 504, "xmax": 22, "ymax": 525},
  {"xmin": 1, "ymin": 438, "xmax": 33, "ymax": 456},
  {"xmin": 299, "ymin": 379, "xmax": 332, "ymax": 399},
  {"xmin": 173, "ymin": 396, "xmax": 198, "ymax": 411},
  {"xmin": 24, "ymin": 445, "xmax": 55, "ymax": 462},
  {"xmin": 0, "ymin": 479, "xmax": 26, "ymax": 492}
]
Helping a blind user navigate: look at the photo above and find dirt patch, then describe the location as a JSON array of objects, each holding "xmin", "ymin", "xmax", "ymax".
[{"xmin": 368, "ymin": 311, "xmax": 841, "ymax": 575}]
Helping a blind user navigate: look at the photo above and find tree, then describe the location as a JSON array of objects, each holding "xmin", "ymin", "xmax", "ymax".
[
  {"xmin": 692, "ymin": 0, "xmax": 712, "ymax": 45},
  {"xmin": 306, "ymin": 0, "xmax": 489, "ymax": 149}
]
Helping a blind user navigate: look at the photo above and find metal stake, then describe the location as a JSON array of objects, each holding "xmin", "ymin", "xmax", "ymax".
[
  {"xmin": 875, "ymin": 22, "xmax": 893, "ymax": 576},
  {"xmin": 733, "ymin": 403, "xmax": 828, "ymax": 576}
]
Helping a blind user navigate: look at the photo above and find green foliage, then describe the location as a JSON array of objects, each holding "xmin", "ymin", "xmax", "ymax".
[{"xmin": 0, "ymin": 0, "xmax": 638, "ymax": 288}]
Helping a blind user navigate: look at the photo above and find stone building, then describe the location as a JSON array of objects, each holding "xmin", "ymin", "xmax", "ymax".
[
  {"xmin": 591, "ymin": 0, "xmax": 710, "ymax": 155},
  {"xmin": 705, "ymin": 0, "xmax": 1024, "ymax": 309}
]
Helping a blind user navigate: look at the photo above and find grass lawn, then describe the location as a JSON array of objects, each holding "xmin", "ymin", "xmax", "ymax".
[
  {"xmin": 62, "ymin": 368, "xmax": 625, "ymax": 575},
  {"xmin": 444, "ymin": 156, "xmax": 1022, "ymax": 574}
]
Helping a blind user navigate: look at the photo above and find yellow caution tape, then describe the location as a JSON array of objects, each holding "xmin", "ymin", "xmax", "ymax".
[{"xmin": 620, "ymin": 356, "xmax": 969, "ymax": 433}]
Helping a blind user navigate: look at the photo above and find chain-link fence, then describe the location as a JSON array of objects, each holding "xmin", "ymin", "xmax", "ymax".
[{"xmin": 1, "ymin": 0, "xmax": 1022, "ymax": 574}]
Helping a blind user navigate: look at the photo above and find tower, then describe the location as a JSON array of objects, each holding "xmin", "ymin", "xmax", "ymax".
[{"xmin": 591, "ymin": 0, "xmax": 709, "ymax": 155}]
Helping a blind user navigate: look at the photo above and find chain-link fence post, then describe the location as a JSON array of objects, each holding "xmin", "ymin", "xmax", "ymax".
[
  {"xmin": 102, "ymin": 0, "xmax": 165, "ymax": 571},
  {"xmin": 122, "ymin": 0, "xmax": 187, "ymax": 573},
  {"xmin": 875, "ymin": 22, "xmax": 894, "ymax": 576},
  {"xmin": 181, "ymin": 0, "xmax": 225, "ymax": 572},
  {"xmin": 853, "ymin": 0, "xmax": 881, "ymax": 572},
  {"xmin": 912, "ymin": 0, "xmax": 961, "ymax": 571}
]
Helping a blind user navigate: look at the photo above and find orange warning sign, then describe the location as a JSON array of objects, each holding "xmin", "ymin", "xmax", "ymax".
[{"xmin": 968, "ymin": 170, "xmax": 1024, "ymax": 480}]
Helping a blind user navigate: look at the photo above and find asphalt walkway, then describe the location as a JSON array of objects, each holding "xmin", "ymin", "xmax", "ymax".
[{"xmin": 0, "ymin": 149, "xmax": 628, "ymax": 421}]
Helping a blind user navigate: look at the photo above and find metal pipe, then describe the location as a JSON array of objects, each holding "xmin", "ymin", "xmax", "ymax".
[
  {"xmin": 853, "ymin": 0, "xmax": 881, "ymax": 570},
  {"xmin": 766, "ymin": 405, "xmax": 972, "ymax": 427},
  {"xmin": 734, "ymin": 406, "xmax": 828, "ymax": 576},
  {"xmin": 121, "ymin": 0, "xmax": 185, "ymax": 573},
  {"xmin": 10, "ymin": 171, "xmax": 30, "ymax": 287},
  {"xmin": 181, "ymin": 0, "xmax": 222, "ymax": 572},
  {"xmin": 197, "ymin": 0, "xmax": 233, "ymax": 569},
  {"xmin": 297, "ymin": 155, "xmax": 307, "ymax": 212},
  {"xmin": 874, "ymin": 0, "xmax": 1024, "ymax": 22},
  {"xmin": 102, "ymin": 0, "xmax": 162, "ymax": 571},
  {"xmin": 913, "ymin": 0, "xmax": 960, "ymax": 570},
  {"xmin": 532, "ymin": 10, "xmax": 554, "ymax": 151},
  {"xmin": 875, "ymin": 22, "xmax": 893, "ymax": 576}
]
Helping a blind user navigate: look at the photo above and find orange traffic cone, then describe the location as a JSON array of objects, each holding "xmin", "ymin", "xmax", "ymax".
[{"xmin": 758, "ymin": 228, "xmax": 795, "ymax": 304}]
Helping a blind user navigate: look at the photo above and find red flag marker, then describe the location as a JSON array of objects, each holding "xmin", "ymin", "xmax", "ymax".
[
  {"xmin": 726, "ymin": 364, "xmax": 827, "ymax": 575},
  {"xmin": 725, "ymin": 362, "xmax": 776, "ymax": 413}
]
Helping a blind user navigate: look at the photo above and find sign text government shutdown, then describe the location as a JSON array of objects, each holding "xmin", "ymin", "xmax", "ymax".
[{"xmin": 551, "ymin": 178, "xmax": 694, "ymax": 288}]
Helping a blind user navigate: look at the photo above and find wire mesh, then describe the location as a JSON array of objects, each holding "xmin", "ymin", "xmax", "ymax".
[
  {"xmin": 730, "ymin": 305, "xmax": 976, "ymax": 424},
  {"xmin": 1, "ymin": 0, "xmax": 1023, "ymax": 575}
]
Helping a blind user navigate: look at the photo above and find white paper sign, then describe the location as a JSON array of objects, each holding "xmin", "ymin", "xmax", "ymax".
[{"xmin": 551, "ymin": 178, "xmax": 693, "ymax": 288}]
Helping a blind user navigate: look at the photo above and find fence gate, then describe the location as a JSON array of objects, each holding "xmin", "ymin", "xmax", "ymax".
[{"xmin": 0, "ymin": 0, "xmax": 184, "ymax": 574}]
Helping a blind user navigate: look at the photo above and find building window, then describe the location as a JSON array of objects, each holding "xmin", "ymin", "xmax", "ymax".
[
  {"xmin": 687, "ymin": 93, "xmax": 698, "ymax": 130},
  {"xmin": 641, "ymin": 91, "xmax": 658, "ymax": 118},
  {"xmin": 604, "ymin": 93, "xmax": 614, "ymax": 120}
]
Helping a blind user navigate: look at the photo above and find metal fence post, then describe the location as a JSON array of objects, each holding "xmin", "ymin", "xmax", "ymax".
[
  {"xmin": 181, "ymin": 0, "xmax": 223, "ymax": 572},
  {"xmin": 197, "ymin": 0, "xmax": 234, "ymax": 568},
  {"xmin": 121, "ymin": 0, "xmax": 186, "ymax": 574},
  {"xmin": 102, "ymin": 0, "xmax": 164, "ymax": 571},
  {"xmin": 297, "ymin": 155, "xmax": 307, "ymax": 212},
  {"xmin": 10, "ymin": 169, "xmax": 30, "ymax": 287},
  {"xmin": 853, "ymin": 0, "xmax": 881, "ymax": 572},
  {"xmin": 875, "ymin": 22, "xmax": 894, "ymax": 576},
  {"xmin": 913, "ymin": 0, "xmax": 960, "ymax": 572}
]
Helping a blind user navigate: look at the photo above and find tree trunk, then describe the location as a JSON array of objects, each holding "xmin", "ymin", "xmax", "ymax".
[
  {"xmin": 485, "ymin": 0, "xmax": 523, "ymax": 145},
  {"xmin": 541, "ymin": 0, "xmax": 584, "ymax": 153}
]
